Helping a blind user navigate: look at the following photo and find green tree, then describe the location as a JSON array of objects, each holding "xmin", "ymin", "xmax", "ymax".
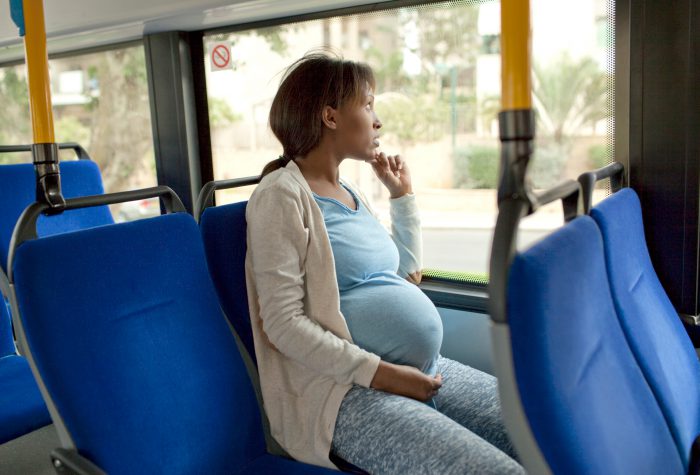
[
  {"xmin": 410, "ymin": 5, "xmax": 480, "ymax": 73},
  {"xmin": 55, "ymin": 116, "xmax": 90, "ymax": 147},
  {"xmin": 85, "ymin": 47, "xmax": 153, "ymax": 192},
  {"xmin": 0, "ymin": 68, "xmax": 31, "ymax": 163},
  {"xmin": 374, "ymin": 92, "xmax": 448, "ymax": 149},
  {"xmin": 208, "ymin": 97, "xmax": 241, "ymax": 128},
  {"xmin": 530, "ymin": 54, "xmax": 609, "ymax": 187},
  {"xmin": 533, "ymin": 54, "xmax": 609, "ymax": 144},
  {"xmin": 365, "ymin": 47, "xmax": 412, "ymax": 93},
  {"xmin": 365, "ymin": 4, "xmax": 483, "ymax": 146}
]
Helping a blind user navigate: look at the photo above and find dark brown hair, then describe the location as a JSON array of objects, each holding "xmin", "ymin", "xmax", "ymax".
[{"xmin": 261, "ymin": 51, "xmax": 376, "ymax": 177}]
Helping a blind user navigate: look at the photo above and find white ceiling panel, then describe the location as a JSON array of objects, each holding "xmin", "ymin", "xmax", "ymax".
[{"xmin": 0, "ymin": 0, "xmax": 395, "ymax": 63}]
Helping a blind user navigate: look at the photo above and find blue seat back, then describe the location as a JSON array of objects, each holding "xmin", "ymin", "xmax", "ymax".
[
  {"xmin": 12, "ymin": 214, "xmax": 266, "ymax": 473},
  {"xmin": 591, "ymin": 188, "xmax": 700, "ymax": 467},
  {"xmin": 0, "ymin": 161, "xmax": 114, "ymax": 271},
  {"xmin": 507, "ymin": 216, "xmax": 683, "ymax": 475},
  {"xmin": 199, "ymin": 202, "xmax": 256, "ymax": 364},
  {"xmin": 0, "ymin": 299, "xmax": 13, "ymax": 357}
]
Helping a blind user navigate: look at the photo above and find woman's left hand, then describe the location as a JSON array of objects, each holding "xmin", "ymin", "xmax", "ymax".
[{"xmin": 368, "ymin": 152, "xmax": 413, "ymax": 199}]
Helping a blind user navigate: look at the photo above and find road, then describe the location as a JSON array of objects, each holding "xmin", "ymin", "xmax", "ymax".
[{"xmin": 422, "ymin": 228, "xmax": 551, "ymax": 274}]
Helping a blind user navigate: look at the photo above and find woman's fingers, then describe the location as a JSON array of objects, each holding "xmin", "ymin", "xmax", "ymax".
[
  {"xmin": 427, "ymin": 374, "xmax": 443, "ymax": 398},
  {"xmin": 434, "ymin": 373, "xmax": 443, "ymax": 388},
  {"xmin": 375, "ymin": 151, "xmax": 388, "ymax": 168},
  {"xmin": 387, "ymin": 155, "xmax": 399, "ymax": 177},
  {"xmin": 395, "ymin": 155, "xmax": 404, "ymax": 170}
]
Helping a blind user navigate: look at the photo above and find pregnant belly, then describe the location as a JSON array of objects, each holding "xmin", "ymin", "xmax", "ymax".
[{"xmin": 340, "ymin": 279, "xmax": 443, "ymax": 375}]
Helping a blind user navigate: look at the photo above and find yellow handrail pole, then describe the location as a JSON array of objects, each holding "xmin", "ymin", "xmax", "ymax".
[
  {"xmin": 501, "ymin": 0, "xmax": 532, "ymax": 110},
  {"xmin": 22, "ymin": 0, "xmax": 55, "ymax": 143},
  {"xmin": 16, "ymin": 0, "xmax": 64, "ymax": 209},
  {"xmin": 496, "ymin": 0, "xmax": 535, "ymax": 207},
  {"xmin": 490, "ymin": 2, "xmax": 551, "ymax": 473}
]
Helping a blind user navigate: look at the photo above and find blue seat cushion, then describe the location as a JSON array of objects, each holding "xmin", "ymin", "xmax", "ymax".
[
  {"xmin": 0, "ymin": 355, "xmax": 51, "ymax": 444},
  {"xmin": 12, "ymin": 214, "xmax": 270, "ymax": 473},
  {"xmin": 508, "ymin": 216, "xmax": 683, "ymax": 475},
  {"xmin": 592, "ymin": 188, "xmax": 700, "ymax": 467},
  {"xmin": 0, "ymin": 160, "xmax": 113, "ymax": 271},
  {"xmin": 200, "ymin": 202, "xmax": 256, "ymax": 363}
]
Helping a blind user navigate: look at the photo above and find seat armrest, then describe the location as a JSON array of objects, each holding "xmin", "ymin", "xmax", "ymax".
[{"xmin": 51, "ymin": 448, "xmax": 106, "ymax": 475}]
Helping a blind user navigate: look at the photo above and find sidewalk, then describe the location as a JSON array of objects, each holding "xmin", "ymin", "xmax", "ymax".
[{"xmin": 374, "ymin": 188, "xmax": 607, "ymax": 231}]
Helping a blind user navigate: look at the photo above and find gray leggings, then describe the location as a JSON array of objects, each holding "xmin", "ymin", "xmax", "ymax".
[{"xmin": 331, "ymin": 356, "xmax": 525, "ymax": 474}]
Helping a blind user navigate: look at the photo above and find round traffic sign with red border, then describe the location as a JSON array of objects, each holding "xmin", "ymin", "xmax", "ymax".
[{"xmin": 212, "ymin": 44, "xmax": 230, "ymax": 69}]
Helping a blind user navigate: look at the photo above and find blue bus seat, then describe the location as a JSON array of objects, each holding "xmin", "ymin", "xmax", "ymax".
[
  {"xmin": 0, "ymin": 355, "xmax": 52, "ymax": 444},
  {"xmin": 0, "ymin": 299, "xmax": 13, "ymax": 358},
  {"xmin": 11, "ymin": 213, "xmax": 335, "ymax": 474},
  {"xmin": 0, "ymin": 289, "xmax": 49, "ymax": 444},
  {"xmin": 199, "ymin": 201, "xmax": 256, "ymax": 364},
  {"xmin": 0, "ymin": 160, "xmax": 114, "ymax": 272},
  {"xmin": 591, "ymin": 187, "xmax": 700, "ymax": 468},
  {"xmin": 199, "ymin": 200, "xmax": 368, "ymax": 474},
  {"xmin": 0, "ymin": 159, "xmax": 113, "ymax": 446},
  {"xmin": 1, "ymin": 270, "xmax": 50, "ymax": 444},
  {"xmin": 507, "ymin": 216, "xmax": 683, "ymax": 474}
]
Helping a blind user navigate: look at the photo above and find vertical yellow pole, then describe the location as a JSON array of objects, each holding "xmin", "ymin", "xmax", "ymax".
[
  {"xmin": 22, "ymin": 0, "xmax": 55, "ymax": 144},
  {"xmin": 496, "ymin": 0, "xmax": 535, "ymax": 206},
  {"xmin": 501, "ymin": 0, "xmax": 532, "ymax": 110}
]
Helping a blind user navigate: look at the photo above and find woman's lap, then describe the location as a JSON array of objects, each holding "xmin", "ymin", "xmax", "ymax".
[
  {"xmin": 331, "ymin": 357, "xmax": 523, "ymax": 474},
  {"xmin": 432, "ymin": 356, "xmax": 518, "ymax": 459}
]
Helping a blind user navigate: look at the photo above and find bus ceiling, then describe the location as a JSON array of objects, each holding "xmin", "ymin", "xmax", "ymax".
[{"xmin": 0, "ymin": 0, "xmax": 397, "ymax": 64}]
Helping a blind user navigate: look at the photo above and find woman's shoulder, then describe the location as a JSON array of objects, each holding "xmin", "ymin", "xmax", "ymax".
[
  {"xmin": 247, "ymin": 167, "xmax": 310, "ymax": 219},
  {"xmin": 252, "ymin": 167, "xmax": 305, "ymax": 200}
]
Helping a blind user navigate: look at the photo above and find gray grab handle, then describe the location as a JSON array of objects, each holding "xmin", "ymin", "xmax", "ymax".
[
  {"xmin": 0, "ymin": 142, "xmax": 91, "ymax": 161},
  {"xmin": 7, "ymin": 186, "xmax": 186, "ymax": 281},
  {"xmin": 577, "ymin": 162, "xmax": 625, "ymax": 214},
  {"xmin": 532, "ymin": 179, "xmax": 582, "ymax": 222},
  {"xmin": 194, "ymin": 176, "xmax": 260, "ymax": 222}
]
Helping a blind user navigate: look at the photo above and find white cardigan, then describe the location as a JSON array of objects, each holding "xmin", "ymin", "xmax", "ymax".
[{"xmin": 245, "ymin": 160, "xmax": 423, "ymax": 469}]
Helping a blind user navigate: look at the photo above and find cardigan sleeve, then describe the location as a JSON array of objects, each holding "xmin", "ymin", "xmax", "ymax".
[
  {"xmin": 247, "ymin": 184, "xmax": 380, "ymax": 388},
  {"xmin": 389, "ymin": 193, "xmax": 422, "ymax": 278}
]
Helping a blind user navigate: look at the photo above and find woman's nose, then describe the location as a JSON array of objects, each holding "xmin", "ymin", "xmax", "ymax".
[{"xmin": 374, "ymin": 116, "xmax": 382, "ymax": 129}]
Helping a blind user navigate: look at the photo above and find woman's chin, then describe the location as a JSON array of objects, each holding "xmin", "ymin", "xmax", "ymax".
[{"xmin": 349, "ymin": 152, "xmax": 375, "ymax": 162}]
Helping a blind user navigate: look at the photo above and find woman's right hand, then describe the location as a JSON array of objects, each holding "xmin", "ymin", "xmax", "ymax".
[{"xmin": 370, "ymin": 360, "xmax": 442, "ymax": 402}]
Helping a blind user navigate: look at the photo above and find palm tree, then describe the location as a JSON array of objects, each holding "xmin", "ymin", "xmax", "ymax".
[
  {"xmin": 529, "ymin": 54, "xmax": 609, "ymax": 186},
  {"xmin": 532, "ymin": 53, "xmax": 609, "ymax": 144}
]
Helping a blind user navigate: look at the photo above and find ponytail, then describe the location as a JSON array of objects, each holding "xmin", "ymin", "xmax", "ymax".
[{"xmin": 261, "ymin": 154, "xmax": 293, "ymax": 178}]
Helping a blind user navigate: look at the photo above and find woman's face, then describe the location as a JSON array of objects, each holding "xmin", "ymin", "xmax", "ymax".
[{"xmin": 335, "ymin": 86, "xmax": 382, "ymax": 161}]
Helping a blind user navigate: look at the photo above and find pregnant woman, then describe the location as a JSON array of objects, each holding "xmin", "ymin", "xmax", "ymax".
[{"xmin": 244, "ymin": 51, "xmax": 523, "ymax": 474}]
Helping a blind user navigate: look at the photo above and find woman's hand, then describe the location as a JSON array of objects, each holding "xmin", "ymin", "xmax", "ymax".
[
  {"xmin": 367, "ymin": 152, "xmax": 413, "ymax": 199},
  {"xmin": 370, "ymin": 360, "xmax": 442, "ymax": 402}
]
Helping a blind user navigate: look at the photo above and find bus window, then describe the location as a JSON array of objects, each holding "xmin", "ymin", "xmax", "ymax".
[
  {"xmin": 0, "ymin": 44, "xmax": 158, "ymax": 221},
  {"xmin": 204, "ymin": 0, "xmax": 614, "ymax": 278}
]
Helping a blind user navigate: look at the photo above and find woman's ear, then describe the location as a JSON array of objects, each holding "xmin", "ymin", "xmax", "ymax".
[{"xmin": 321, "ymin": 105, "xmax": 338, "ymax": 130}]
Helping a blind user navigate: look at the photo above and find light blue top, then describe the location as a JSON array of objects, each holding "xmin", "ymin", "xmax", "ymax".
[{"xmin": 313, "ymin": 185, "xmax": 442, "ymax": 376}]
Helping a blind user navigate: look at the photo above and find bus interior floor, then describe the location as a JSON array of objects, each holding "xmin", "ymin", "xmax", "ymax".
[{"xmin": 0, "ymin": 424, "xmax": 58, "ymax": 475}]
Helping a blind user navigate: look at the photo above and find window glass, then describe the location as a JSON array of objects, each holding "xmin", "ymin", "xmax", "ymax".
[
  {"xmin": 204, "ymin": 0, "xmax": 614, "ymax": 276},
  {"xmin": 0, "ymin": 44, "xmax": 158, "ymax": 221}
]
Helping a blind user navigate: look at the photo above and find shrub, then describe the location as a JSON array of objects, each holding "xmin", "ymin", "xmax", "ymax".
[
  {"xmin": 453, "ymin": 142, "xmax": 568, "ymax": 190},
  {"xmin": 453, "ymin": 145, "xmax": 499, "ymax": 189},
  {"xmin": 588, "ymin": 143, "xmax": 610, "ymax": 169},
  {"xmin": 528, "ymin": 143, "xmax": 566, "ymax": 189}
]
